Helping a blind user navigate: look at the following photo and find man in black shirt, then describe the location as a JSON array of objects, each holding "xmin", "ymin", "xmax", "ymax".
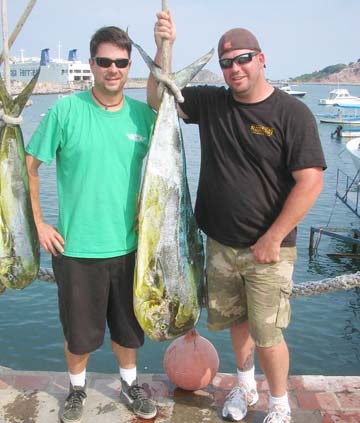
[{"xmin": 148, "ymin": 11, "xmax": 326, "ymax": 423}]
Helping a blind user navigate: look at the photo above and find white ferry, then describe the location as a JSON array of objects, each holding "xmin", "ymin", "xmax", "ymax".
[{"xmin": 8, "ymin": 47, "xmax": 94, "ymax": 84}]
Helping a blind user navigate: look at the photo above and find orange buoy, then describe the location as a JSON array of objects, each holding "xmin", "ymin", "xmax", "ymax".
[{"xmin": 163, "ymin": 329, "xmax": 219, "ymax": 391}]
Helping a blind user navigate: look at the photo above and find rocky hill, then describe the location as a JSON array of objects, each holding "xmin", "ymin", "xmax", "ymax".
[
  {"xmin": 192, "ymin": 69, "xmax": 223, "ymax": 84},
  {"xmin": 291, "ymin": 60, "xmax": 360, "ymax": 84}
]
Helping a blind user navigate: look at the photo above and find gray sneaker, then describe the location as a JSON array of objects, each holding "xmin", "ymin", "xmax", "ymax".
[
  {"xmin": 120, "ymin": 378, "xmax": 157, "ymax": 419},
  {"xmin": 61, "ymin": 384, "xmax": 87, "ymax": 423},
  {"xmin": 222, "ymin": 381, "xmax": 259, "ymax": 421}
]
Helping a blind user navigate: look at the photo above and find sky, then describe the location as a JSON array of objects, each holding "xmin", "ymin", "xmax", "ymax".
[{"xmin": 5, "ymin": 0, "xmax": 360, "ymax": 81}]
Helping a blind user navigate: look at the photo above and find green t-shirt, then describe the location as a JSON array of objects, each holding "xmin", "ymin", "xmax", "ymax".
[{"xmin": 26, "ymin": 90, "xmax": 155, "ymax": 258}]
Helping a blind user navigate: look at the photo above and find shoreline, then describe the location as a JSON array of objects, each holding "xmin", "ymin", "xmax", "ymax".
[{"xmin": 9, "ymin": 78, "xmax": 360, "ymax": 97}]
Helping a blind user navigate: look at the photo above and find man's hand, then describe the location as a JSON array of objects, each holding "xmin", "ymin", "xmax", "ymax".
[
  {"xmin": 36, "ymin": 222, "xmax": 65, "ymax": 256},
  {"xmin": 250, "ymin": 233, "xmax": 281, "ymax": 264},
  {"xmin": 154, "ymin": 10, "xmax": 176, "ymax": 48}
]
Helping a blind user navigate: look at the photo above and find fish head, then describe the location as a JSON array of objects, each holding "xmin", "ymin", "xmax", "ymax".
[
  {"xmin": 0, "ymin": 256, "xmax": 24, "ymax": 288},
  {"xmin": 144, "ymin": 301, "xmax": 172, "ymax": 341}
]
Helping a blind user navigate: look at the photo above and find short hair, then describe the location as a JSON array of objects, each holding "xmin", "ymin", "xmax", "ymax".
[{"xmin": 90, "ymin": 26, "xmax": 132, "ymax": 58}]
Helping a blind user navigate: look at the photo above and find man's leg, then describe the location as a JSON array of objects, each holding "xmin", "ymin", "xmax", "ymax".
[
  {"xmin": 256, "ymin": 340, "xmax": 289, "ymax": 397},
  {"xmin": 65, "ymin": 341, "xmax": 90, "ymax": 376},
  {"xmin": 108, "ymin": 253, "xmax": 156, "ymax": 420},
  {"xmin": 230, "ymin": 321, "xmax": 255, "ymax": 370},
  {"xmin": 112, "ymin": 341, "xmax": 137, "ymax": 369},
  {"xmin": 245, "ymin": 247, "xmax": 296, "ymax": 422},
  {"xmin": 53, "ymin": 255, "xmax": 110, "ymax": 423}
]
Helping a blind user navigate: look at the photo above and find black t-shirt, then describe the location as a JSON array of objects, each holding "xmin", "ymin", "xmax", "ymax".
[{"xmin": 180, "ymin": 85, "xmax": 327, "ymax": 248}]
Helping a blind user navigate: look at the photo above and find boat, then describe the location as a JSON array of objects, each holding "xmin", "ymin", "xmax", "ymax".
[
  {"xmin": 319, "ymin": 116, "xmax": 360, "ymax": 125},
  {"xmin": 345, "ymin": 137, "xmax": 360, "ymax": 171},
  {"xmin": 319, "ymin": 88, "xmax": 360, "ymax": 105},
  {"xmin": 333, "ymin": 101, "xmax": 360, "ymax": 108},
  {"xmin": 8, "ymin": 46, "xmax": 93, "ymax": 84},
  {"xmin": 319, "ymin": 106, "xmax": 360, "ymax": 125},
  {"xmin": 279, "ymin": 85, "xmax": 306, "ymax": 97},
  {"xmin": 330, "ymin": 125, "xmax": 360, "ymax": 139}
]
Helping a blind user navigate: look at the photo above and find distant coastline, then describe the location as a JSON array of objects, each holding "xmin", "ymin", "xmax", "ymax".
[{"xmin": 10, "ymin": 75, "xmax": 360, "ymax": 97}]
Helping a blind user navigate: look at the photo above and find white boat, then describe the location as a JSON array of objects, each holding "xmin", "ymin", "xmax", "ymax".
[
  {"xmin": 330, "ymin": 125, "xmax": 360, "ymax": 138},
  {"xmin": 279, "ymin": 85, "xmax": 306, "ymax": 97},
  {"xmin": 345, "ymin": 137, "xmax": 360, "ymax": 171},
  {"xmin": 8, "ymin": 46, "xmax": 93, "ymax": 84},
  {"xmin": 333, "ymin": 101, "xmax": 360, "ymax": 108},
  {"xmin": 341, "ymin": 129, "xmax": 360, "ymax": 138},
  {"xmin": 319, "ymin": 116, "xmax": 360, "ymax": 125},
  {"xmin": 319, "ymin": 88, "xmax": 360, "ymax": 105}
]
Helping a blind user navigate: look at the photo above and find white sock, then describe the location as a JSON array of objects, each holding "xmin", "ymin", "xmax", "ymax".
[
  {"xmin": 269, "ymin": 393, "xmax": 290, "ymax": 412},
  {"xmin": 69, "ymin": 369, "xmax": 86, "ymax": 388},
  {"xmin": 237, "ymin": 366, "xmax": 256, "ymax": 389},
  {"xmin": 119, "ymin": 366, "xmax": 137, "ymax": 386}
]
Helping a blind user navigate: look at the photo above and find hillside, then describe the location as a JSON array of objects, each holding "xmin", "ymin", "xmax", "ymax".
[
  {"xmin": 192, "ymin": 69, "xmax": 223, "ymax": 83},
  {"xmin": 291, "ymin": 60, "xmax": 360, "ymax": 84}
]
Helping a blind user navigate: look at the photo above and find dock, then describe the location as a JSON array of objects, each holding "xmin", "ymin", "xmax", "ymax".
[{"xmin": 0, "ymin": 368, "xmax": 359, "ymax": 422}]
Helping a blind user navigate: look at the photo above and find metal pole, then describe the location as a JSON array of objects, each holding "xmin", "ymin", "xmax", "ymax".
[
  {"xmin": 1, "ymin": 0, "xmax": 11, "ymax": 92},
  {"xmin": 0, "ymin": 0, "xmax": 37, "ymax": 66}
]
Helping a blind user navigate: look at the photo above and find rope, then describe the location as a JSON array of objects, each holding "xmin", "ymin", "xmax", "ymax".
[
  {"xmin": 37, "ymin": 267, "xmax": 360, "ymax": 298},
  {"xmin": 0, "ymin": 109, "xmax": 22, "ymax": 126}
]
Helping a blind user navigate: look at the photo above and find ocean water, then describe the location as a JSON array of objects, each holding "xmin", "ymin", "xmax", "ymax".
[{"xmin": 0, "ymin": 85, "xmax": 359, "ymax": 376}]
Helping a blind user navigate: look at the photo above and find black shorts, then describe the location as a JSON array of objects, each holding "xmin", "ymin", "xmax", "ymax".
[{"xmin": 52, "ymin": 252, "xmax": 144, "ymax": 355}]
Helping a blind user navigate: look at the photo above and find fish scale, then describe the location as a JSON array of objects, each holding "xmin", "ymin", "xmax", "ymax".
[
  {"xmin": 133, "ymin": 43, "xmax": 213, "ymax": 341},
  {"xmin": 0, "ymin": 70, "xmax": 40, "ymax": 293}
]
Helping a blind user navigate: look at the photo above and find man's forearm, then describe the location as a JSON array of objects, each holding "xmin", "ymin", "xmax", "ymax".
[{"xmin": 25, "ymin": 155, "xmax": 44, "ymax": 226}]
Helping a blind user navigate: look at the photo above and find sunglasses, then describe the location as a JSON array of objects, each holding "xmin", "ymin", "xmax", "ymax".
[
  {"xmin": 93, "ymin": 57, "xmax": 130, "ymax": 68},
  {"xmin": 219, "ymin": 52, "xmax": 259, "ymax": 69}
]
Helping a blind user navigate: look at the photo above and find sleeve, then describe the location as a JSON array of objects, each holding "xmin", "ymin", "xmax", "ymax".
[
  {"xmin": 284, "ymin": 101, "xmax": 327, "ymax": 172},
  {"xmin": 25, "ymin": 106, "xmax": 63, "ymax": 165},
  {"xmin": 179, "ymin": 86, "xmax": 203, "ymax": 124}
]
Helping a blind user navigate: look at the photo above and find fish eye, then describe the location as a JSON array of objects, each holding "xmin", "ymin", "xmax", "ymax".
[
  {"xmin": 8, "ymin": 274, "xmax": 13, "ymax": 281},
  {"xmin": 160, "ymin": 323, "xmax": 168, "ymax": 330}
]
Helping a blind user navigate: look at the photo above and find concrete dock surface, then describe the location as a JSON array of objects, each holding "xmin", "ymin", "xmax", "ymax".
[{"xmin": 0, "ymin": 367, "xmax": 359, "ymax": 422}]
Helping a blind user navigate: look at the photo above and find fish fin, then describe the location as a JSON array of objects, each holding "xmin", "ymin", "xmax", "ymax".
[
  {"xmin": 11, "ymin": 68, "xmax": 41, "ymax": 116},
  {"xmin": 0, "ymin": 76, "xmax": 14, "ymax": 111},
  {"xmin": 132, "ymin": 41, "xmax": 166, "ymax": 83},
  {"xmin": 132, "ymin": 41, "xmax": 214, "ymax": 99},
  {"xmin": 173, "ymin": 49, "xmax": 214, "ymax": 90}
]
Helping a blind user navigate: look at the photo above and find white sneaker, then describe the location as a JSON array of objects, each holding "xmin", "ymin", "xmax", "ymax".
[
  {"xmin": 222, "ymin": 382, "xmax": 259, "ymax": 421},
  {"xmin": 263, "ymin": 404, "xmax": 291, "ymax": 423}
]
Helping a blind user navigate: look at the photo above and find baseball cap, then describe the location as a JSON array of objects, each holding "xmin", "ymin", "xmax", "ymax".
[{"xmin": 218, "ymin": 28, "xmax": 261, "ymax": 58}]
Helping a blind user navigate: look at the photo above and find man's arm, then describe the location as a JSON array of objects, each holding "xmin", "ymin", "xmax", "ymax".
[
  {"xmin": 147, "ymin": 10, "xmax": 189, "ymax": 119},
  {"xmin": 26, "ymin": 153, "xmax": 65, "ymax": 255},
  {"xmin": 251, "ymin": 167, "xmax": 323, "ymax": 263}
]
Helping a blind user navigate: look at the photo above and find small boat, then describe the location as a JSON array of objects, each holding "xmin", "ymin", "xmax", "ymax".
[
  {"xmin": 341, "ymin": 128, "xmax": 360, "ymax": 138},
  {"xmin": 319, "ymin": 107, "xmax": 360, "ymax": 125},
  {"xmin": 333, "ymin": 101, "xmax": 360, "ymax": 108},
  {"xmin": 280, "ymin": 85, "xmax": 306, "ymax": 97},
  {"xmin": 345, "ymin": 137, "xmax": 360, "ymax": 171},
  {"xmin": 319, "ymin": 88, "xmax": 360, "ymax": 105},
  {"xmin": 331, "ymin": 125, "xmax": 360, "ymax": 139},
  {"xmin": 319, "ymin": 116, "xmax": 360, "ymax": 125}
]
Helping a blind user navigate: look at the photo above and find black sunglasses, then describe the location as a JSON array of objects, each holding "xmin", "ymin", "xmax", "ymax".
[
  {"xmin": 93, "ymin": 57, "xmax": 129, "ymax": 68},
  {"xmin": 219, "ymin": 52, "xmax": 259, "ymax": 69}
]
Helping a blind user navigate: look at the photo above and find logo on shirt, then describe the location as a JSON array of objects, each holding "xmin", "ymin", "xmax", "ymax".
[
  {"xmin": 250, "ymin": 124, "xmax": 274, "ymax": 137},
  {"xmin": 127, "ymin": 133, "xmax": 146, "ymax": 142}
]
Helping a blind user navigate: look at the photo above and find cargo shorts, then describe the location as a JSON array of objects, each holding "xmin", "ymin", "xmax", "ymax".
[{"xmin": 205, "ymin": 237, "xmax": 297, "ymax": 348}]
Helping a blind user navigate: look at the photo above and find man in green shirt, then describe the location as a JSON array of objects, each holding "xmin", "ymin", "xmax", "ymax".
[{"xmin": 26, "ymin": 26, "xmax": 157, "ymax": 422}]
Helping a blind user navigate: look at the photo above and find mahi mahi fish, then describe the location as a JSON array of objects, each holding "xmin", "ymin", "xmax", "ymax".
[
  {"xmin": 0, "ymin": 70, "xmax": 40, "ymax": 294},
  {"xmin": 133, "ymin": 43, "xmax": 213, "ymax": 341}
]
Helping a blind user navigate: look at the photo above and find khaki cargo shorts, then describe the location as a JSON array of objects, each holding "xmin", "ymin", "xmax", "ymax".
[{"xmin": 205, "ymin": 237, "xmax": 297, "ymax": 348}]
